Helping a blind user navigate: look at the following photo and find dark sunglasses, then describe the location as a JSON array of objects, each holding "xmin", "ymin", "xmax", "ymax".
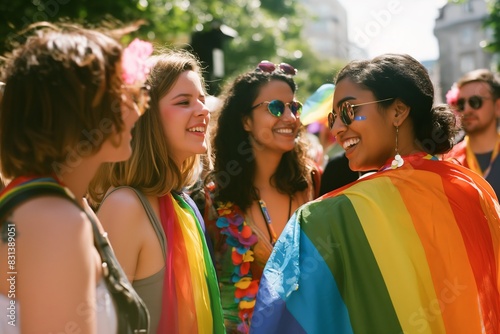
[
  {"xmin": 251, "ymin": 99, "xmax": 303, "ymax": 117},
  {"xmin": 328, "ymin": 97, "xmax": 394, "ymax": 129},
  {"xmin": 256, "ymin": 60, "xmax": 297, "ymax": 76},
  {"xmin": 456, "ymin": 95, "xmax": 490, "ymax": 112}
]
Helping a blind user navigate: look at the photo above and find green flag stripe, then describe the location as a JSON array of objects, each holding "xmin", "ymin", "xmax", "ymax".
[{"xmin": 300, "ymin": 195, "xmax": 403, "ymax": 333}]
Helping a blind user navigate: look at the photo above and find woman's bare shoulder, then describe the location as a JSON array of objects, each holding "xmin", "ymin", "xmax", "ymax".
[
  {"xmin": 12, "ymin": 196, "xmax": 91, "ymax": 236},
  {"xmin": 97, "ymin": 187, "xmax": 154, "ymax": 239},
  {"xmin": 4, "ymin": 197, "xmax": 98, "ymax": 333},
  {"xmin": 99, "ymin": 187, "xmax": 145, "ymax": 207}
]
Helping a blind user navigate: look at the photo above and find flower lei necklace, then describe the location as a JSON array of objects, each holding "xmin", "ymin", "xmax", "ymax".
[{"xmin": 215, "ymin": 202, "xmax": 259, "ymax": 333}]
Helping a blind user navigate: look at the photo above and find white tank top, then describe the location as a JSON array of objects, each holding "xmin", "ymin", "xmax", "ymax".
[{"xmin": 0, "ymin": 278, "xmax": 117, "ymax": 333}]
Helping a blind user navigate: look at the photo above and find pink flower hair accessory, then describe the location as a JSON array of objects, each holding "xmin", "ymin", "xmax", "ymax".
[
  {"xmin": 122, "ymin": 38, "xmax": 153, "ymax": 85},
  {"xmin": 446, "ymin": 83, "xmax": 459, "ymax": 107}
]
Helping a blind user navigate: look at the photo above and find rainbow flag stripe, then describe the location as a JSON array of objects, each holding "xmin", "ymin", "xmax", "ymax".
[
  {"xmin": 158, "ymin": 193, "xmax": 225, "ymax": 334},
  {"xmin": 300, "ymin": 83, "xmax": 334, "ymax": 126},
  {"xmin": 251, "ymin": 156, "xmax": 500, "ymax": 333}
]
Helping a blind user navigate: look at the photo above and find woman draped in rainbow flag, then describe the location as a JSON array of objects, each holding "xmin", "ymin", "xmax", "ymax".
[
  {"xmin": 89, "ymin": 49, "xmax": 224, "ymax": 333},
  {"xmin": 251, "ymin": 54, "xmax": 500, "ymax": 333}
]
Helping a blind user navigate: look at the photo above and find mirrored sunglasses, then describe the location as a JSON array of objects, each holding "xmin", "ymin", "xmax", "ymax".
[
  {"xmin": 256, "ymin": 60, "xmax": 297, "ymax": 76},
  {"xmin": 251, "ymin": 99, "xmax": 303, "ymax": 117},
  {"xmin": 456, "ymin": 95, "xmax": 490, "ymax": 112},
  {"xmin": 124, "ymin": 84, "xmax": 150, "ymax": 116},
  {"xmin": 328, "ymin": 97, "xmax": 394, "ymax": 129}
]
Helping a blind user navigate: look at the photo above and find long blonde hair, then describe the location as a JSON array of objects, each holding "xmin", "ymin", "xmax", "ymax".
[{"xmin": 88, "ymin": 49, "xmax": 205, "ymax": 205}]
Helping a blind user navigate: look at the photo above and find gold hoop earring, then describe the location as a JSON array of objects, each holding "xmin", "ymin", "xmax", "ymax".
[{"xmin": 391, "ymin": 125, "xmax": 404, "ymax": 169}]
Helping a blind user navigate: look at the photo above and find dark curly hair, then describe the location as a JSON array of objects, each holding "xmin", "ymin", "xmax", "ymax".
[
  {"xmin": 207, "ymin": 70, "xmax": 311, "ymax": 211},
  {"xmin": 335, "ymin": 53, "xmax": 458, "ymax": 155}
]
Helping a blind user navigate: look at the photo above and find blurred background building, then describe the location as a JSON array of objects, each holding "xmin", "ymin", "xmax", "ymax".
[
  {"xmin": 300, "ymin": 0, "xmax": 349, "ymax": 60},
  {"xmin": 434, "ymin": 0, "xmax": 494, "ymax": 101},
  {"xmin": 421, "ymin": 59, "xmax": 443, "ymax": 103},
  {"xmin": 300, "ymin": 0, "xmax": 498, "ymax": 104}
]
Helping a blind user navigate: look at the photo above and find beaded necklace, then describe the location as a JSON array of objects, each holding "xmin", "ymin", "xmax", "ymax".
[{"xmin": 257, "ymin": 196, "xmax": 291, "ymax": 246}]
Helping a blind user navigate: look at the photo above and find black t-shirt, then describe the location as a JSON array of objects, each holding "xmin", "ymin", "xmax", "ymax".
[
  {"xmin": 477, "ymin": 151, "xmax": 500, "ymax": 198},
  {"xmin": 319, "ymin": 151, "xmax": 360, "ymax": 196}
]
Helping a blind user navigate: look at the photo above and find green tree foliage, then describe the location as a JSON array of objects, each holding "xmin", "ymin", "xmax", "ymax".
[
  {"xmin": 485, "ymin": 0, "xmax": 500, "ymax": 70},
  {"xmin": 0, "ymin": 0, "xmax": 345, "ymax": 99}
]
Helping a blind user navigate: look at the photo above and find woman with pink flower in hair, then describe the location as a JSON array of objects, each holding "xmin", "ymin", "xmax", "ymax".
[
  {"xmin": 0, "ymin": 23, "xmax": 149, "ymax": 333},
  {"xmin": 89, "ymin": 48, "xmax": 225, "ymax": 334}
]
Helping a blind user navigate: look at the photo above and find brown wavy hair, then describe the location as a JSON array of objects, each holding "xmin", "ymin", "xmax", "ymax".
[{"xmin": 0, "ymin": 22, "xmax": 124, "ymax": 180}]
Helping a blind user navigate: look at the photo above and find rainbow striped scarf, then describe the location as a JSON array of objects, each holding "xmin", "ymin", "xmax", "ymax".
[
  {"xmin": 158, "ymin": 192, "xmax": 225, "ymax": 333},
  {"xmin": 251, "ymin": 154, "xmax": 500, "ymax": 333}
]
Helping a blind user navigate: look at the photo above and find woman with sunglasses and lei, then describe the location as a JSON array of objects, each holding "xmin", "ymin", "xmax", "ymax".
[
  {"xmin": 202, "ymin": 61, "xmax": 320, "ymax": 333},
  {"xmin": 444, "ymin": 69, "xmax": 500, "ymax": 197},
  {"xmin": 0, "ymin": 23, "xmax": 150, "ymax": 333},
  {"xmin": 251, "ymin": 54, "xmax": 500, "ymax": 333},
  {"xmin": 88, "ymin": 50, "xmax": 225, "ymax": 334}
]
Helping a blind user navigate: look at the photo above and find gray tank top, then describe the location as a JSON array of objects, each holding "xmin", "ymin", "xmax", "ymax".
[{"xmin": 103, "ymin": 186, "xmax": 166, "ymax": 334}]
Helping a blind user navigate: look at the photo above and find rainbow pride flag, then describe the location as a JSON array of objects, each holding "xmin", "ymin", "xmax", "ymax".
[
  {"xmin": 251, "ymin": 154, "xmax": 500, "ymax": 333},
  {"xmin": 300, "ymin": 83, "xmax": 334, "ymax": 126},
  {"xmin": 158, "ymin": 192, "xmax": 225, "ymax": 334}
]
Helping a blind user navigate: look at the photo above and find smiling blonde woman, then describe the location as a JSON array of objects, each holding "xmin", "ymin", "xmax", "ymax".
[{"xmin": 89, "ymin": 50, "xmax": 224, "ymax": 334}]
